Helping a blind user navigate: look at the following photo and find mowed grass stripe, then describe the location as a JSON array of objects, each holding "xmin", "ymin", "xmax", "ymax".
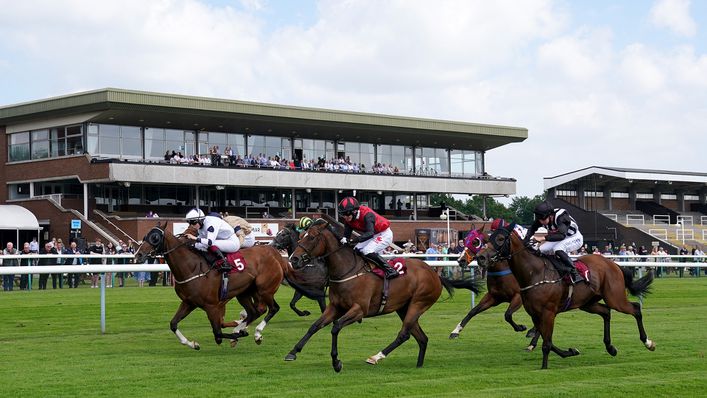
[{"xmin": 0, "ymin": 278, "xmax": 705, "ymax": 397}]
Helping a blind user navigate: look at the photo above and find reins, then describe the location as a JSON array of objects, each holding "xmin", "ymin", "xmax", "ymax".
[{"xmin": 145, "ymin": 228, "xmax": 216, "ymax": 285}]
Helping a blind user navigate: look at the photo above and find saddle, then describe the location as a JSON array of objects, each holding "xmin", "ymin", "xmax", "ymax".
[
  {"xmin": 201, "ymin": 250, "xmax": 248, "ymax": 274},
  {"xmin": 370, "ymin": 257, "xmax": 407, "ymax": 279},
  {"xmin": 545, "ymin": 255, "xmax": 590, "ymax": 282}
]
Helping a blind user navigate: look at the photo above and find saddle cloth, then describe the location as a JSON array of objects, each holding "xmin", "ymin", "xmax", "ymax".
[
  {"xmin": 224, "ymin": 251, "xmax": 248, "ymax": 274},
  {"xmin": 371, "ymin": 257, "xmax": 408, "ymax": 279}
]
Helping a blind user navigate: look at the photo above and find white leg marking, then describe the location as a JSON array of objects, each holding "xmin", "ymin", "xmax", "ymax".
[
  {"xmin": 175, "ymin": 329, "xmax": 197, "ymax": 349},
  {"xmin": 239, "ymin": 309, "xmax": 248, "ymax": 321},
  {"xmin": 366, "ymin": 351, "xmax": 386, "ymax": 365},
  {"xmin": 254, "ymin": 320, "xmax": 267, "ymax": 341},
  {"xmin": 451, "ymin": 324, "xmax": 463, "ymax": 335}
]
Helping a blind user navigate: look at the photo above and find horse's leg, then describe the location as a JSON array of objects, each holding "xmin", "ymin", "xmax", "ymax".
[
  {"xmin": 505, "ymin": 294, "xmax": 528, "ymax": 332},
  {"xmin": 394, "ymin": 306, "xmax": 429, "ymax": 367},
  {"xmin": 290, "ymin": 291, "xmax": 311, "ymax": 316},
  {"xmin": 316, "ymin": 296, "xmax": 327, "ymax": 313},
  {"xmin": 526, "ymin": 328, "xmax": 541, "ymax": 352},
  {"xmin": 581, "ymin": 302, "xmax": 617, "ymax": 356},
  {"xmin": 368, "ymin": 302, "xmax": 430, "ymax": 367},
  {"xmin": 330, "ymin": 304, "xmax": 366, "ymax": 372},
  {"xmin": 170, "ymin": 301, "xmax": 200, "ymax": 350},
  {"xmin": 449, "ymin": 293, "xmax": 498, "ymax": 339},
  {"xmin": 605, "ymin": 296, "xmax": 656, "ymax": 351},
  {"xmin": 284, "ymin": 304, "xmax": 340, "ymax": 362},
  {"xmin": 254, "ymin": 297, "xmax": 280, "ymax": 345}
]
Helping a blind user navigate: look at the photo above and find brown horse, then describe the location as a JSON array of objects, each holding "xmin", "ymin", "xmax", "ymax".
[
  {"xmin": 475, "ymin": 223, "xmax": 656, "ymax": 369},
  {"xmin": 285, "ymin": 219, "xmax": 479, "ymax": 372},
  {"xmin": 270, "ymin": 224, "xmax": 327, "ymax": 315},
  {"xmin": 450, "ymin": 226, "xmax": 540, "ymax": 351},
  {"xmin": 134, "ymin": 222, "xmax": 284, "ymax": 349}
]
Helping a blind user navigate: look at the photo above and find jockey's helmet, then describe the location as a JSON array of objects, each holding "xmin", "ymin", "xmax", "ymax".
[
  {"xmin": 338, "ymin": 197, "xmax": 360, "ymax": 216},
  {"xmin": 490, "ymin": 218, "xmax": 507, "ymax": 231},
  {"xmin": 298, "ymin": 216, "xmax": 313, "ymax": 230},
  {"xmin": 185, "ymin": 208, "xmax": 206, "ymax": 224},
  {"xmin": 533, "ymin": 201, "xmax": 554, "ymax": 219}
]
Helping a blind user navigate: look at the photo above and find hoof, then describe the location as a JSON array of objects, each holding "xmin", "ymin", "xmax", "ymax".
[
  {"xmin": 449, "ymin": 333, "xmax": 459, "ymax": 339},
  {"xmin": 526, "ymin": 345, "xmax": 536, "ymax": 352},
  {"xmin": 284, "ymin": 353, "xmax": 297, "ymax": 361},
  {"xmin": 230, "ymin": 339, "xmax": 238, "ymax": 348},
  {"xmin": 515, "ymin": 325, "xmax": 528, "ymax": 332},
  {"xmin": 568, "ymin": 348, "xmax": 580, "ymax": 356},
  {"xmin": 193, "ymin": 342, "xmax": 201, "ymax": 351},
  {"xmin": 333, "ymin": 360, "xmax": 343, "ymax": 373},
  {"xmin": 301, "ymin": 310, "xmax": 311, "ymax": 317},
  {"xmin": 255, "ymin": 337, "xmax": 263, "ymax": 345},
  {"xmin": 607, "ymin": 345, "xmax": 617, "ymax": 357},
  {"xmin": 645, "ymin": 339, "xmax": 656, "ymax": 351}
]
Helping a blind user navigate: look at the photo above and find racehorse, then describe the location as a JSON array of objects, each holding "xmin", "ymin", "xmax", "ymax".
[
  {"xmin": 450, "ymin": 225, "xmax": 540, "ymax": 351},
  {"xmin": 475, "ymin": 223, "xmax": 656, "ymax": 369},
  {"xmin": 285, "ymin": 219, "xmax": 479, "ymax": 372},
  {"xmin": 134, "ymin": 222, "xmax": 284, "ymax": 349},
  {"xmin": 271, "ymin": 224, "xmax": 327, "ymax": 315}
]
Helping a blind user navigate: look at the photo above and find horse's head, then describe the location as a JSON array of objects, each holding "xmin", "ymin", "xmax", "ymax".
[
  {"xmin": 134, "ymin": 223, "xmax": 167, "ymax": 263},
  {"xmin": 272, "ymin": 223, "xmax": 299, "ymax": 254},
  {"xmin": 289, "ymin": 219, "xmax": 332, "ymax": 270},
  {"xmin": 476, "ymin": 223, "xmax": 514, "ymax": 269}
]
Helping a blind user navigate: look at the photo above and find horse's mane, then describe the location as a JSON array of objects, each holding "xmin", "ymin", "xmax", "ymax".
[{"xmin": 312, "ymin": 218, "xmax": 342, "ymax": 241}]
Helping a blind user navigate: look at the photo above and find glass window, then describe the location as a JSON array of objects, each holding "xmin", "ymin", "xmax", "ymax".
[
  {"xmin": 450, "ymin": 150, "xmax": 480, "ymax": 177},
  {"xmin": 247, "ymin": 135, "xmax": 291, "ymax": 161},
  {"xmin": 31, "ymin": 129, "xmax": 50, "ymax": 159},
  {"xmin": 8, "ymin": 132, "xmax": 30, "ymax": 162},
  {"xmin": 416, "ymin": 147, "xmax": 448, "ymax": 176},
  {"xmin": 376, "ymin": 144, "xmax": 410, "ymax": 174},
  {"xmin": 121, "ymin": 126, "xmax": 142, "ymax": 158}
]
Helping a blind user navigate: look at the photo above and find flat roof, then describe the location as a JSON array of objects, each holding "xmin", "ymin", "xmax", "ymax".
[
  {"xmin": 0, "ymin": 88, "xmax": 527, "ymax": 151},
  {"xmin": 544, "ymin": 166, "xmax": 707, "ymax": 193}
]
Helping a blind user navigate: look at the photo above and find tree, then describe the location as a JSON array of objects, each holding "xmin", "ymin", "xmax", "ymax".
[{"xmin": 508, "ymin": 194, "xmax": 545, "ymax": 225}]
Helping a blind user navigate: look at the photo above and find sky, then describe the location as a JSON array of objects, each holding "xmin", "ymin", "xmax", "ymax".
[{"xmin": 1, "ymin": 0, "xmax": 705, "ymax": 202}]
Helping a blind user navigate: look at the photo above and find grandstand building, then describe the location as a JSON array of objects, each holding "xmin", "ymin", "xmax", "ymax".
[
  {"xmin": 0, "ymin": 88, "xmax": 527, "ymax": 247},
  {"xmin": 544, "ymin": 166, "xmax": 707, "ymax": 253}
]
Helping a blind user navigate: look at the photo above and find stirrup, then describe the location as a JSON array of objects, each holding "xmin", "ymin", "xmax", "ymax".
[{"xmin": 384, "ymin": 268, "xmax": 399, "ymax": 279}]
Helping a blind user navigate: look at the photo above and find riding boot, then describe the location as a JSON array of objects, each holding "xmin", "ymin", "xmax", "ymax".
[
  {"xmin": 365, "ymin": 252, "xmax": 398, "ymax": 279},
  {"xmin": 555, "ymin": 250, "xmax": 583, "ymax": 284},
  {"xmin": 208, "ymin": 246, "xmax": 231, "ymax": 273}
]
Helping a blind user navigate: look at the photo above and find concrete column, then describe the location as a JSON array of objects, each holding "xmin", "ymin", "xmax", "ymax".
[
  {"xmin": 676, "ymin": 190, "xmax": 685, "ymax": 212},
  {"xmin": 629, "ymin": 187, "xmax": 637, "ymax": 210},
  {"xmin": 652, "ymin": 188, "xmax": 661, "ymax": 205},
  {"xmin": 699, "ymin": 188, "xmax": 707, "ymax": 205},
  {"xmin": 547, "ymin": 188, "xmax": 556, "ymax": 199},
  {"xmin": 577, "ymin": 186, "xmax": 586, "ymax": 209},
  {"xmin": 83, "ymin": 183, "xmax": 89, "ymax": 218},
  {"xmin": 603, "ymin": 186, "xmax": 612, "ymax": 210}
]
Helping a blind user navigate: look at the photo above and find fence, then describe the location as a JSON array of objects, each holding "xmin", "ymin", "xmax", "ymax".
[{"xmin": 1, "ymin": 253, "xmax": 706, "ymax": 334}]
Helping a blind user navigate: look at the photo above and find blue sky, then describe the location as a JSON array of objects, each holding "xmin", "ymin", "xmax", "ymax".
[{"xmin": 1, "ymin": 0, "xmax": 705, "ymax": 199}]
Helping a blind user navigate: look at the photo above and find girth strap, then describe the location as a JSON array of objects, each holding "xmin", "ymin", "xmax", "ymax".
[{"xmin": 377, "ymin": 277, "xmax": 390, "ymax": 314}]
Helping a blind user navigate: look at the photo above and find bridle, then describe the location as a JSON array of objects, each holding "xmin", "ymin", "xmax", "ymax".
[
  {"xmin": 140, "ymin": 227, "xmax": 211, "ymax": 284},
  {"xmin": 486, "ymin": 227, "xmax": 529, "ymax": 265},
  {"xmin": 293, "ymin": 225, "xmax": 361, "ymax": 282}
]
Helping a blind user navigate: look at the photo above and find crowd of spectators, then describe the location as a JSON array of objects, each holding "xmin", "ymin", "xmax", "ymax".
[
  {"xmin": 162, "ymin": 147, "xmax": 423, "ymax": 176},
  {"xmin": 0, "ymin": 236, "xmax": 172, "ymax": 291}
]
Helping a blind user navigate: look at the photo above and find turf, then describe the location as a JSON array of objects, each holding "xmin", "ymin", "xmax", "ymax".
[{"xmin": 0, "ymin": 277, "xmax": 705, "ymax": 397}]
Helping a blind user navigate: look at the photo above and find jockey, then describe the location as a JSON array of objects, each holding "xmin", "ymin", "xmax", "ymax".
[
  {"xmin": 525, "ymin": 201, "xmax": 584, "ymax": 284},
  {"xmin": 296, "ymin": 216, "xmax": 313, "ymax": 233},
  {"xmin": 338, "ymin": 197, "xmax": 398, "ymax": 279},
  {"xmin": 184, "ymin": 208, "xmax": 240, "ymax": 273},
  {"xmin": 490, "ymin": 218, "xmax": 507, "ymax": 231},
  {"xmin": 225, "ymin": 215, "xmax": 256, "ymax": 249}
]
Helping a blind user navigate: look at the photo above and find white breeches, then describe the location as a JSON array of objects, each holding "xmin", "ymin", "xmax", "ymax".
[
  {"xmin": 539, "ymin": 231, "xmax": 583, "ymax": 255},
  {"xmin": 354, "ymin": 228, "xmax": 393, "ymax": 255}
]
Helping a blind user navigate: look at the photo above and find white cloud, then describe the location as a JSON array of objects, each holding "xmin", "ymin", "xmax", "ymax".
[
  {"xmin": 650, "ymin": 0, "xmax": 697, "ymax": 37},
  {"xmin": 0, "ymin": 0, "xmax": 705, "ymax": 199}
]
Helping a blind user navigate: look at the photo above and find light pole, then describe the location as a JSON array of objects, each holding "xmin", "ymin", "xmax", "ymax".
[{"xmin": 440, "ymin": 209, "xmax": 451, "ymax": 247}]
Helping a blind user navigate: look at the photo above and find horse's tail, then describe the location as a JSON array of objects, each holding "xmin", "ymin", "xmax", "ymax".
[
  {"xmin": 439, "ymin": 276, "xmax": 482, "ymax": 299},
  {"xmin": 622, "ymin": 266, "xmax": 654, "ymax": 297},
  {"xmin": 283, "ymin": 273, "xmax": 327, "ymax": 299}
]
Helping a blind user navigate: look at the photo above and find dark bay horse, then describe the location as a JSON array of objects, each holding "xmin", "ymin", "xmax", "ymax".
[
  {"xmin": 475, "ymin": 223, "xmax": 656, "ymax": 369},
  {"xmin": 450, "ymin": 226, "xmax": 540, "ymax": 351},
  {"xmin": 285, "ymin": 219, "xmax": 479, "ymax": 372},
  {"xmin": 271, "ymin": 224, "xmax": 327, "ymax": 315},
  {"xmin": 134, "ymin": 222, "xmax": 284, "ymax": 349}
]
